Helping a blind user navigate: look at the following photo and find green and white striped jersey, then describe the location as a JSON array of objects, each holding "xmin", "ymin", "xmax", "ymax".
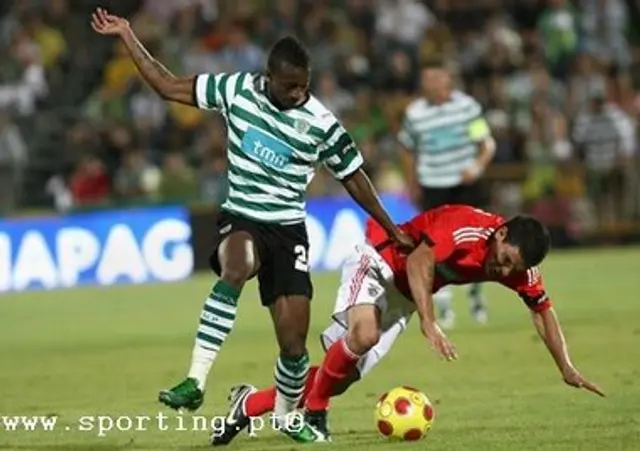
[
  {"xmin": 398, "ymin": 91, "xmax": 491, "ymax": 188},
  {"xmin": 194, "ymin": 71, "xmax": 363, "ymax": 224}
]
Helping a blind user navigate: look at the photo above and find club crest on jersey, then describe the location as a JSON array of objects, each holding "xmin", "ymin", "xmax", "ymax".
[{"xmin": 294, "ymin": 118, "xmax": 310, "ymax": 134}]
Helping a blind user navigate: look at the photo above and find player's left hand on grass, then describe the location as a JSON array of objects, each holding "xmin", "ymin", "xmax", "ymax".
[
  {"xmin": 421, "ymin": 321, "xmax": 457, "ymax": 361},
  {"xmin": 562, "ymin": 366, "xmax": 605, "ymax": 397}
]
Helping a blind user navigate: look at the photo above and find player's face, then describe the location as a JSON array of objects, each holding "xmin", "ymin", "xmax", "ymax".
[
  {"xmin": 267, "ymin": 63, "xmax": 310, "ymax": 110},
  {"xmin": 421, "ymin": 68, "xmax": 450, "ymax": 103},
  {"xmin": 485, "ymin": 227, "xmax": 526, "ymax": 279}
]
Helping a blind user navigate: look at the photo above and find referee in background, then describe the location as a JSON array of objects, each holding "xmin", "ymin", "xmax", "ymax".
[{"xmin": 398, "ymin": 61, "xmax": 496, "ymax": 330}]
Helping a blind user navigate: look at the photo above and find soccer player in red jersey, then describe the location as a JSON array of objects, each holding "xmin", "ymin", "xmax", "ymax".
[{"xmin": 211, "ymin": 205, "xmax": 604, "ymax": 445}]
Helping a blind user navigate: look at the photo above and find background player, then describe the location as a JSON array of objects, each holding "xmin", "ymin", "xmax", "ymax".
[
  {"xmin": 91, "ymin": 8, "xmax": 415, "ymax": 424},
  {"xmin": 399, "ymin": 61, "xmax": 496, "ymax": 329},
  {"xmin": 213, "ymin": 205, "xmax": 604, "ymax": 445}
]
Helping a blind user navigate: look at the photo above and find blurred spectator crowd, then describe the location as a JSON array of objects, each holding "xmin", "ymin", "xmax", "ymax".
[{"xmin": 1, "ymin": 0, "xmax": 640, "ymax": 243}]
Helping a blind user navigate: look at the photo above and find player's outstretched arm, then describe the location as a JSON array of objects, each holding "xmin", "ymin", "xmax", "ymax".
[
  {"xmin": 91, "ymin": 8, "xmax": 195, "ymax": 105},
  {"xmin": 341, "ymin": 169, "xmax": 415, "ymax": 252},
  {"xmin": 531, "ymin": 307, "xmax": 605, "ymax": 397},
  {"xmin": 406, "ymin": 243, "xmax": 457, "ymax": 361}
]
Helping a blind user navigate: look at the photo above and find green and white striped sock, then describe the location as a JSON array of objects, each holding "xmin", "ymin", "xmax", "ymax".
[
  {"xmin": 188, "ymin": 280, "xmax": 239, "ymax": 390},
  {"xmin": 273, "ymin": 353, "xmax": 310, "ymax": 417}
]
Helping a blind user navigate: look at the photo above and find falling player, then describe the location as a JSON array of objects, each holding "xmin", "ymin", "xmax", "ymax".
[
  {"xmin": 213, "ymin": 204, "xmax": 605, "ymax": 445},
  {"xmin": 90, "ymin": 7, "xmax": 415, "ymax": 427}
]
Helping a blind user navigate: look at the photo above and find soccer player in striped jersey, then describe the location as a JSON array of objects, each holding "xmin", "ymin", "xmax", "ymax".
[
  {"xmin": 399, "ymin": 60, "xmax": 496, "ymax": 330},
  {"xmin": 91, "ymin": 8, "xmax": 415, "ymax": 431},
  {"xmin": 218, "ymin": 205, "xmax": 604, "ymax": 444}
]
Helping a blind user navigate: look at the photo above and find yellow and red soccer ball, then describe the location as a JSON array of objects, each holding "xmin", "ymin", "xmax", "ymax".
[{"xmin": 374, "ymin": 386, "xmax": 435, "ymax": 441}]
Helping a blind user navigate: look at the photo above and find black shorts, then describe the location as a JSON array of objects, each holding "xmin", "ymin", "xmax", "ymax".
[
  {"xmin": 421, "ymin": 183, "xmax": 483, "ymax": 211},
  {"xmin": 209, "ymin": 210, "xmax": 313, "ymax": 306}
]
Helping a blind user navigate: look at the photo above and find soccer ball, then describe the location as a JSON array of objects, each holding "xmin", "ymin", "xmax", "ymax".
[{"xmin": 374, "ymin": 386, "xmax": 435, "ymax": 441}]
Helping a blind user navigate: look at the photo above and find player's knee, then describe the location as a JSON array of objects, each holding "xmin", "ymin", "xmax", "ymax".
[
  {"xmin": 219, "ymin": 233, "xmax": 257, "ymax": 288},
  {"xmin": 347, "ymin": 320, "xmax": 380, "ymax": 355},
  {"xmin": 220, "ymin": 264, "xmax": 251, "ymax": 288}
]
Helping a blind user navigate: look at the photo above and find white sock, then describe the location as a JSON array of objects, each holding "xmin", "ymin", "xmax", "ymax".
[
  {"xmin": 188, "ymin": 343, "xmax": 218, "ymax": 391},
  {"xmin": 186, "ymin": 280, "xmax": 239, "ymax": 391},
  {"xmin": 434, "ymin": 286, "xmax": 453, "ymax": 316},
  {"xmin": 468, "ymin": 283, "xmax": 484, "ymax": 309},
  {"xmin": 273, "ymin": 354, "xmax": 310, "ymax": 418}
]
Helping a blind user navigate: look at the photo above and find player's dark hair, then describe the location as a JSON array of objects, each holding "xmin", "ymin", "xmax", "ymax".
[
  {"xmin": 421, "ymin": 58, "xmax": 446, "ymax": 71},
  {"xmin": 267, "ymin": 36, "xmax": 310, "ymax": 72},
  {"xmin": 503, "ymin": 215, "xmax": 550, "ymax": 268}
]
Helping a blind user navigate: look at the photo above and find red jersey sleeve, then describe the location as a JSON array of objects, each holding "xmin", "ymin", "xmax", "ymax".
[{"xmin": 500, "ymin": 266, "xmax": 552, "ymax": 312}]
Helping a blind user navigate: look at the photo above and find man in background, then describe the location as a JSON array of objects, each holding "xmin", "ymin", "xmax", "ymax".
[
  {"xmin": 399, "ymin": 61, "xmax": 496, "ymax": 329},
  {"xmin": 572, "ymin": 82, "xmax": 636, "ymax": 226}
]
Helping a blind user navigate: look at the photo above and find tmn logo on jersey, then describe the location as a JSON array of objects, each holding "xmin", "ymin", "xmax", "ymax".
[
  {"xmin": 427, "ymin": 126, "xmax": 463, "ymax": 151},
  {"xmin": 241, "ymin": 126, "xmax": 293, "ymax": 170}
]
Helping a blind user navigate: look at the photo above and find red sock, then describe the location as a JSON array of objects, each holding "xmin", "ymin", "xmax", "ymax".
[
  {"xmin": 305, "ymin": 339, "xmax": 359, "ymax": 412},
  {"xmin": 244, "ymin": 387, "xmax": 276, "ymax": 417},
  {"xmin": 299, "ymin": 366, "xmax": 319, "ymax": 407},
  {"xmin": 244, "ymin": 366, "xmax": 319, "ymax": 417}
]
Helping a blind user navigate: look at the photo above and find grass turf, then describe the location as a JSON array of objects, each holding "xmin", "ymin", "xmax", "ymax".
[{"xmin": 1, "ymin": 247, "xmax": 639, "ymax": 450}]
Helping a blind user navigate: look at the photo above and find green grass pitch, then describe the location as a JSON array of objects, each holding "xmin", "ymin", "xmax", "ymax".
[{"xmin": 1, "ymin": 247, "xmax": 639, "ymax": 450}]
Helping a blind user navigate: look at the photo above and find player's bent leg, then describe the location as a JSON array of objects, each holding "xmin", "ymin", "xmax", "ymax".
[
  {"xmin": 321, "ymin": 316, "xmax": 409, "ymax": 398},
  {"xmin": 215, "ymin": 315, "xmax": 403, "ymax": 446},
  {"xmin": 159, "ymin": 231, "xmax": 259, "ymax": 412},
  {"xmin": 305, "ymin": 304, "xmax": 380, "ymax": 412},
  {"xmin": 269, "ymin": 294, "xmax": 311, "ymax": 415},
  {"xmin": 294, "ymin": 305, "xmax": 381, "ymax": 443},
  {"xmin": 226, "ymin": 313, "xmax": 406, "ymax": 445},
  {"xmin": 434, "ymin": 286, "xmax": 455, "ymax": 330},
  {"xmin": 468, "ymin": 283, "xmax": 488, "ymax": 324},
  {"xmin": 345, "ymin": 304, "xmax": 382, "ymax": 354},
  {"xmin": 268, "ymin": 294, "xmax": 327, "ymax": 443}
]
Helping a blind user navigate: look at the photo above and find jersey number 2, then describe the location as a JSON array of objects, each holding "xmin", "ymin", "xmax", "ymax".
[{"xmin": 294, "ymin": 245, "xmax": 309, "ymax": 272}]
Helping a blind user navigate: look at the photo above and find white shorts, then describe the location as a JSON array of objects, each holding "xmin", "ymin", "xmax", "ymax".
[{"xmin": 319, "ymin": 243, "xmax": 415, "ymax": 377}]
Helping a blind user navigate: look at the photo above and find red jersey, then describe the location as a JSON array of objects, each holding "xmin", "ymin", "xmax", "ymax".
[{"xmin": 365, "ymin": 205, "xmax": 551, "ymax": 312}]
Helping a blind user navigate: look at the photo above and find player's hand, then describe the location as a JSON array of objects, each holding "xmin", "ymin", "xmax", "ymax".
[
  {"xmin": 91, "ymin": 7, "xmax": 130, "ymax": 37},
  {"xmin": 421, "ymin": 320, "xmax": 457, "ymax": 361},
  {"xmin": 562, "ymin": 366, "xmax": 605, "ymax": 397},
  {"xmin": 461, "ymin": 167, "xmax": 480, "ymax": 185},
  {"xmin": 391, "ymin": 229, "xmax": 416, "ymax": 254}
]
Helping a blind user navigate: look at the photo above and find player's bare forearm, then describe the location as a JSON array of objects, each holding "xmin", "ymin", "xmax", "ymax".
[
  {"xmin": 532, "ymin": 307, "xmax": 574, "ymax": 374},
  {"xmin": 120, "ymin": 28, "xmax": 195, "ymax": 105},
  {"xmin": 399, "ymin": 147, "xmax": 421, "ymax": 206},
  {"xmin": 531, "ymin": 310, "xmax": 546, "ymax": 341},
  {"xmin": 406, "ymin": 243, "xmax": 437, "ymax": 324},
  {"xmin": 475, "ymin": 138, "xmax": 496, "ymax": 168},
  {"xmin": 399, "ymin": 148, "xmax": 417, "ymax": 188},
  {"xmin": 532, "ymin": 307, "xmax": 604, "ymax": 396},
  {"xmin": 342, "ymin": 168, "xmax": 398, "ymax": 236}
]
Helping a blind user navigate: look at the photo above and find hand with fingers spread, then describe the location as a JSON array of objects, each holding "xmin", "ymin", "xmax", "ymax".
[
  {"xmin": 420, "ymin": 320, "xmax": 457, "ymax": 361},
  {"xmin": 91, "ymin": 7, "xmax": 130, "ymax": 37},
  {"xmin": 562, "ymin": 365, "xmax": 605, "ymax": 397}
]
